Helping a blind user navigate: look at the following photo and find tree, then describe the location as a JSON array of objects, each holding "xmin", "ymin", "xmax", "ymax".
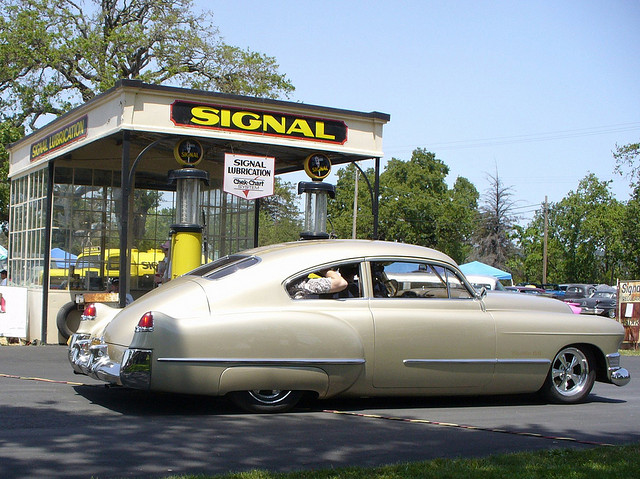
[
  {"xmin": 439, "ymin": 177, "xmax": 480, "ymax": 264},
  {"xmin": 328, "ymin": 163, "xmax": 376, "ymax": 239},
  {"xmin": 0, "ymin": 122, "xmax": 23, "ymax": 222},
  {"xmin": 549, "ymin": 174, "xmax": 623, "ymax": 283},
  {"xmin": 0, "ymin": 0, "xmax": 295, "ymax": 246},
  {"xmin": 614, "ymin": 141, "xmax": 640, "ymax": 188},
  {"xmin": 620, "ymin": 185, "xmax": 640, "ymax": 278},
  {"xmin": 258, "ymin": 178, "xmax": 302, "ymax": 246},
  {"xmin": 374, "ymin": 148, "xmax": 478, "ymax": 263},
  {"xmin": 0, "ymin": 0, "xmax": 295, "ymax": 130},
  {"xmin": 473, "ymin": 171, "xmax": 517, "ymax": 269},
  {"xmin": 378, "ymin": 149, "xmax": 449, "ymax": 247},
  {"xmin": 507, "ymin": 210, "xmax": 564, "ymax": 285}
]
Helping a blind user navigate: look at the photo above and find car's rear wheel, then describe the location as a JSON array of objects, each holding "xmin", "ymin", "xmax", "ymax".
[
  {"xmin": 543, "ymin": 346, "xmax": 595, "ymax": 403},
  {"xmin": 229, "ymin": 390, "xmax": 303, "ymax": 413}
]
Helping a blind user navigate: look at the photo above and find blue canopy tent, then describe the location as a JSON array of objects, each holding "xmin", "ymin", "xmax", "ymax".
[{"xmin": 458, "ymin": 261, "xmax": 512, "ymax": 283}]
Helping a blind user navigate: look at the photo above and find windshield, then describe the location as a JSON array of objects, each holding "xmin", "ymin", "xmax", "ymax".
[{"xmin": 591, "ymin": 291, "xmax": 615, "ymax": 299}]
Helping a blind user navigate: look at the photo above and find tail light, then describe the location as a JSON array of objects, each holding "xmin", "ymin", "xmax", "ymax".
[
  {"xmin": 135, "ymin": 312, "xmax": 154, "ymax": 332},
  {"xmin": 81, "ymin": 303, "xmax": 97, "ymax": 321}
]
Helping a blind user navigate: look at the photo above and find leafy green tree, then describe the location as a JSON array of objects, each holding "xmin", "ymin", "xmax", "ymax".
[
  {"xmin": 473, "ymin": 171, "xmax": 517, "ymax": 270},
  {"xmin": 375, "ymin": 148, "xmax": 478, "ymax": 263},
  {"xmin": 0, "ymin": 122, "xmax": 23, "ymax": 222},
  {"xmin": 508, "ymin": 211, "xmax": 564, "ymax": 285},
  {"xmin": 613, "ymin": 140, "xmax": 640, "ymax": 279},
  {"xmin": 0, "ymin": 0, "xmax": 294, "ymax": 246},
  {"xmin": 0, "ymin": 0, "xmax": 294, "ymax": 129},
  {"xmin": 258, "ymin": 178, "xmax": 302, "ymax": 246},
  {"xmin": 620, "ymin": 185, "xmax": 640, "ymax": 278},
  {"xmin": 328, "ymin": 163, "xmax": 376, "ymax": 239},
  {"xmin": 550, "ymin": 174, "xmax": 623, "ymax": 283},
  {"xmin": 440, "ymin": 176, "xmax": 480, "ymax": 264},
  {"xmin": 378, "ymin": 149, "xmax": 448, "ymax": 247},
  {"xmin": 614, "ymin": 141, "xmax": 640, "ymax": 188}
]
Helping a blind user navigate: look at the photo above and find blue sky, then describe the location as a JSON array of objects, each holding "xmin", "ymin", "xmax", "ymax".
[{"xmin": 201, "ymin": 1, "xmax": 640, "ymax": 222}]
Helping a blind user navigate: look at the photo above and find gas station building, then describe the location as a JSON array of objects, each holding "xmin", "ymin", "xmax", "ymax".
[{"xmin": 5, "ymin": 80, "xmax": 389, "ymax": 344}]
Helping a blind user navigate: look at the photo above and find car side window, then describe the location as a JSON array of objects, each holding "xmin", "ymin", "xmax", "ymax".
[
  {"xmin": 371, "ymin": 261, "xmax": 472, "ymax": 299},
  {"xmin": 287, "ymin": 262, "xmax": 362, "ymax": 299}
]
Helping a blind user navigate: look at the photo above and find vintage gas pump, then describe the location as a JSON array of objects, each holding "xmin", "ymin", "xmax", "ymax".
[
  {"xmin": 298, "ymin": 153, "xmax": 334, "ymax": 240},
  {"xmin": 168, "ymin": 139, "xmax": 209, "ymax": 278}
]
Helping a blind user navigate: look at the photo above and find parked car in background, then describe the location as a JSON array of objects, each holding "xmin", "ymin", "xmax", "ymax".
[
  {"xmin": 573, "ymin": 286, "xmax": 618, "ymax": 318},
  {"xmin": 465, "ymin": 274, "xmax": 507, "ymax": 292},
  {"xmin": 515, "ymin": 283, "xmax": 564, "ymax": 299},
  {"xmin": 506, "ymin": 285, "xmax": 547, "ymax": 295},
  {"xmin": 68, "ymin": 239, "xmax": 629, "ymax": 413},
  {"xmin": 565, "ymin": 302, "xmax": 583, "ymax": 314},
  {"xmin": 539, "ymin": 284, "xmax": 565, "ymax": 299},
  {"xmin": 563, "ymin": 284, "xmax": 597, "ymax": 301}
]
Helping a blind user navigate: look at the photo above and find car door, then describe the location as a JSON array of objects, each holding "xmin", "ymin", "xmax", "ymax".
[{"xmin": 368, "ymin": 260, "xmax": 496, "ymax": 391}]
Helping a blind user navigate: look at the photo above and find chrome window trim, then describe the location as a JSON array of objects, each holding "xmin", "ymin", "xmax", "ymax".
[{"xmin": 365, "ymin": 258, "xmax": 476, "ymax": 300}]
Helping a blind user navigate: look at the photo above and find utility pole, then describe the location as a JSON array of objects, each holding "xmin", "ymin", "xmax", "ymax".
[
  {"xmin": 543, "ymin": 196, "xmax": 548, "ymax": 284},
  {"xmin": 352, "ymin": 172, "xmax": 359, "ymax": 239}
]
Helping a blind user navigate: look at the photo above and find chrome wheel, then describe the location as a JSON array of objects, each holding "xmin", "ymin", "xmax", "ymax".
[
  {"xmin": 248, "ymin": 390, "xmax": 294, "ymax": 405},
  {"xmin": 544, "ymin": 346, "xmax": 595, "ymax": 403},
  {"xmin": 229, "ymin": 390, "xmax": 303, "ymax": 413}
]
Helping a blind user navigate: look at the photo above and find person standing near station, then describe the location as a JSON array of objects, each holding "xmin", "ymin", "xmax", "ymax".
[{"xmin": 155, "ymin": 241, "xmax": 171, "ymax": 286}]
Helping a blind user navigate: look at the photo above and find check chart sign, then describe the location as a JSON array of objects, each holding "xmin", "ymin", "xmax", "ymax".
[{"xmin": 224, "ymin": 153, "xmax": 275, "ymax": 200}]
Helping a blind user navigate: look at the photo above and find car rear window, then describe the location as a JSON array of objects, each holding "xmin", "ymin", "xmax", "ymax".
[{"xmin": 188, "ymin": 255, "xmax": 260, "ymax": 280}]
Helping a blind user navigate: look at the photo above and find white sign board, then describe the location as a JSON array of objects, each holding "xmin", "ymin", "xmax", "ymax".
[
  {"xmin": 224, "ymin": 153, "xmax": 275, "ymax": 200},
  {"xmin": 0, "ymin": 286, "xmax": 28, "ymax": 338}
]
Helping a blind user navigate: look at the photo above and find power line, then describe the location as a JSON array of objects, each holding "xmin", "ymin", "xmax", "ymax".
[
  {"xmin": 386, "ymin": 122, "xmax": 640, "ymax": 153},
  {"xmin": 511, "ymin": 203, "xmax": 543, "ymax": 211}
]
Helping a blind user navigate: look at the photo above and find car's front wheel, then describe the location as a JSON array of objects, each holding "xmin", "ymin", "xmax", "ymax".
[
  {"xmin": 229, "ymin": 390, "xmax": 303, "ymax": 413},
  {"xmin": 543, "ymin": 346, "xmax": 595, "ymax": 403}
]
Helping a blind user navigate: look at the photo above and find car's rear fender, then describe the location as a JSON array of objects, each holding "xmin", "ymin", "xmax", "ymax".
[
  {"xmin": 133, "ymin": 309, "xmax": 367, "ymax": 397},
  {"xmin": 75, "ymin": 302, "xmax": 121, "ymax": 337}
]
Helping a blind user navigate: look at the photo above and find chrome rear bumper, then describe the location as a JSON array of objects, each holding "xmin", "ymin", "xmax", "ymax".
[
  {"xmin": 68, "ymin": 334, "xmax": 152, "ymax": 389},
  {"xmin": 68, "ymin": 333, "xmax": 122, "ymax": 384},
  {"xmin": 606, "ymin": 353, "xmax": 630, "ymax": 387}
]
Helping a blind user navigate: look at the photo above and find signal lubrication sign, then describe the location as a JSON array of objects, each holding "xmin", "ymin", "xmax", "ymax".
[
  {"xmin": 223, "ymin": 153, "xmax": 275, "ymax": 200},
  {"xmin": 618, "ymin": 280, "xmax": 640, "ymax": 349}
]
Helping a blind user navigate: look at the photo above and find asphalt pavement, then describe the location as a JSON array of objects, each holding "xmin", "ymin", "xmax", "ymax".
[{"xmin": 1, "ymin": 345, "xmax": 638, "ymax": 479}]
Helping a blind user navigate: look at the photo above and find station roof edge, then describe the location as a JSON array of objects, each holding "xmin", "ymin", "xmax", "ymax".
[{"xmin": 9, "ymin": 80, "xmax": 390, "ymax": 151}]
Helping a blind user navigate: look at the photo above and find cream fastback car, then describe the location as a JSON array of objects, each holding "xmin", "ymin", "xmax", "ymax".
[{"xmin": 68, "ymin": 240, "xmax": 630, "ymax": 413}]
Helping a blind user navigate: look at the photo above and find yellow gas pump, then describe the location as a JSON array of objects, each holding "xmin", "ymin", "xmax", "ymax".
[
  {"xmin": 167, "ymin": 139, "xmax": 209, "ymax": 278},
  {"xmin": 298, "ymin": 153, "xmax": 335, "ymax": 240},
  {"xmin": 167, "ymin": 168, "xmax": 209, "ymax": 278}
]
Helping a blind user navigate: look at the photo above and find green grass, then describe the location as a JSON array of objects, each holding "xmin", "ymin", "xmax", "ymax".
[
  {"xmin": 136, "ymin": 444, "xmax": 640, "ymax": 479},
  {"xmin": 620, "ymin": 348, "xmax": 640, "ymax": 356}
]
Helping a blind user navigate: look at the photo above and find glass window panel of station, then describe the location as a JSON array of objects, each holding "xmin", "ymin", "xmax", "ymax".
[{"xmin": 8, "ymin": 171, "xmax": 48, "ymax": 287}]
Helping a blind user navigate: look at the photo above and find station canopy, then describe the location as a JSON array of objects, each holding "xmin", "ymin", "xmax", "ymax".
[{"xmin": 9, "ymin": 80, "xmax": 390, "ymax": 182}]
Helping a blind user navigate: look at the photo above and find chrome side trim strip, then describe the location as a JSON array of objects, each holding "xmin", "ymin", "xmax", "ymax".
[
  {"xmin": 501, "ymin": 331, "xmax": 623, "ymax": 337},
  {"xmin": 156, "ymin": 357, "xmax": 365, "ymax": 365},
  {"xmin": 404, "ymin": 358, "xmax": 551, "ymax": 365}
]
